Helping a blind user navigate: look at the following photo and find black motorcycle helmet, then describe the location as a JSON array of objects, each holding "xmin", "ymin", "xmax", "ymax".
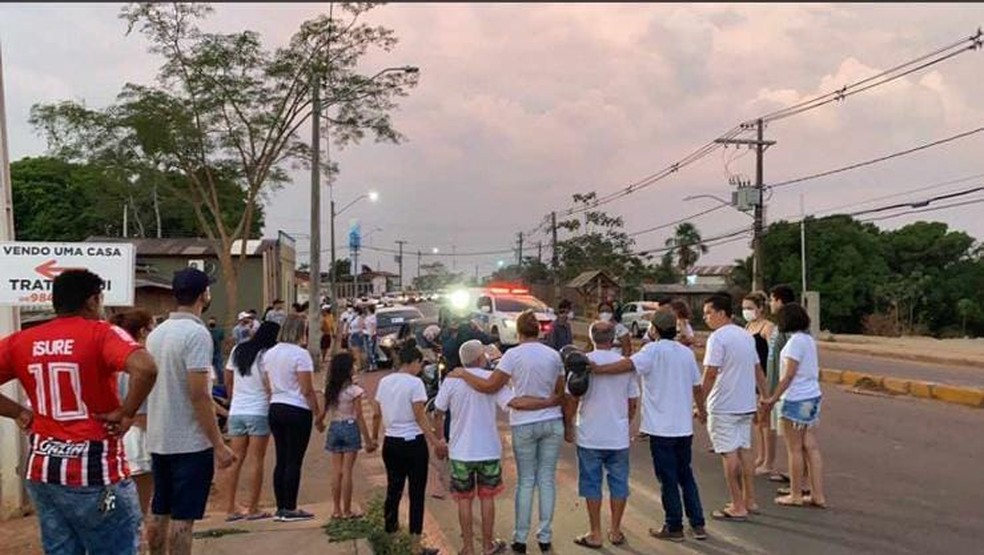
[{"xmin": 562, "ymin": 347, "xmax": 591, "ymax": 397}]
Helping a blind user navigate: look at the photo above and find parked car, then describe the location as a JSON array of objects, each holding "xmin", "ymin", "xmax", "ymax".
[
  {"xmin": 620, "ymin": 301, "xmax": 662, "ymax": 338},
  {"xmin": 374, "ymin": 306, "xmax": 428, "ymax": 369}
]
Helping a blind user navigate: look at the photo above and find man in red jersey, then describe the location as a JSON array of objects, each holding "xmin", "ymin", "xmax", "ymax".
[{"xmin": 0, "ymin": 269, "xmax": 158, "ymax": 555}]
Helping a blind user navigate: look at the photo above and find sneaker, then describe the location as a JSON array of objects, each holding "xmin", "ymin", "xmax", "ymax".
[
  {"xmin": 277, "ymin": 509, "xmax": 315, "ymax": 522},
  {"xmin": 510, "ymin": 542, "xmax": 527, "ymax": 554},
  {"xmin": 649, "ymin": 526, "xmax": 685, "ymax": 543},
  {"xmin": 691, "ymin": 526, "xmax": 708, "ymax": 541},
  {"xmin": 537, "ymin": 542, "xmax": 552, "ymax": 553}
]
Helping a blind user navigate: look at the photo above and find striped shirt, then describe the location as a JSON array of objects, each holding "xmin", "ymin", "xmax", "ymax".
[{"xmin": 0, "ymin": 317, "xmax": 142, "ymax": 486}]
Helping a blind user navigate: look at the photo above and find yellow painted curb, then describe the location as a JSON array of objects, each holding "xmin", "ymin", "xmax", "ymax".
[
  {"xmin": 819, "ymin": 369, "xmax": 844, "ymax": 384},
  {"xmin": 881, "ymin": 377, "xmax": 911, "ymax": 395},
  {"xmin": 909, "ymin": 381, "xmax": 934, "ymax": 400},
  {"xmin": 840, "ymin": 370, "xmax": 877, "ymax": 387},
  {"xmin": 931, "ymin": 384, "xmax": 984, "ymax": 408}
]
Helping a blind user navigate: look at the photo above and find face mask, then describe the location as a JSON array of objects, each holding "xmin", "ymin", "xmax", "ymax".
[
  {"xmin": 599, "ymin": 312, "xmax": 613, "ymax": 322},
  {"xmin": 568, "ymin": 311, "xmax": 575, "ymax": 320},
  {"xmin": 742, "ymin": 309, "xmax": 757, "ymax": 322}
]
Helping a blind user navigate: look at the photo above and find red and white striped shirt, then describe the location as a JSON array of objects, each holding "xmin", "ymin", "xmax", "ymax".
[{"xmin": 0, "ymin": 317, "xmax": 142, "ymax": 487}]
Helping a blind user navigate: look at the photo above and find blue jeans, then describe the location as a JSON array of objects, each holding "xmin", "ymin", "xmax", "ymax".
[
  {"xmin": 576, "ymin": 447, "xmax": 630, "ymax": 499},
  {"xmin": 511, "ymin": 418, "xmax": 564, "ymax": 544},
  {"xmin": 365, "ymin": 335, "xmax": 378, "ymax": 368},
  {"xmin": 25, "ymin": 479, "xmax": 142, "ymax": 555},
  {"xmin": 649, "ymin": 435, "xmax": 705, "ymax": 531}
]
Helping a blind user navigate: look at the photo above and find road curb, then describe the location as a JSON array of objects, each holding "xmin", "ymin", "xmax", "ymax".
[
  {"xmin": 572, "ymin": 335, "xmax": 983, "ymax": 409},
  {"xmin": 819, "ymin": 342, "xmax": 984, "ymax": 369}
]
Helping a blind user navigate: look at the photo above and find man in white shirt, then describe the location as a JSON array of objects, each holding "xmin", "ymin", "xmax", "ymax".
[
  {"xmin": 563, "ymin": 321, "xmax": 639, "ymax": 549},
  {"xmin": 364, "ymin": 304, "xmax": 379, "ymax": 371},
  {"xmin": 592, "ymin": 311, "xmax": 707, "ymax": 542},
  {"xmin": 435, "ymin": 341, "xmax": 560, "ymax": 555},
  {"xmin": 700, "ymin": 293, "xmax": 767, "ymax": 522}
]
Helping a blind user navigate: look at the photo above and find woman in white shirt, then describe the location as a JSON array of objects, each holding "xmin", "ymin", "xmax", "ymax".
[
  {"xmin": 371, "ymin": 339, "xmax": 446, "ymax": 555},
  {"xmin": 598, "ymin": 301, "xmax": 632, "ymax": 356},
  {"xmin": 263, "ymin": 315, "xmax": 325, "ymax": 522},
  {"xmin": 760, "ymin": 303, "xmax": 826, "ymax": 509},
  {"xmin": 221, "ymin": 321, "xmax": 280, "ymax": 521},
  {"xmin": 348, "ymin": 307, "xmax": 366, "ymax": 372}
]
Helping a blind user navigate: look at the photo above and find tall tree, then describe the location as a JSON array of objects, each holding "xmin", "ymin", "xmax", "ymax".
[
  {"xmin": 664, "ymin": 222, "xmax": 708, "ymax": 280},
  {"xmin": 30, "ymin": 2, "xmax": 418, "ymax": 322},
  {"xmin": 555, "ymin": 192, "xmax": 649, "ymax": 284}
]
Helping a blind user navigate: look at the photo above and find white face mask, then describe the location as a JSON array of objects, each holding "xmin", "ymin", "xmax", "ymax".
[
  {"xmin": 742, "ymin": 309, "xmax": 758, "ymax": 322},
  {"xmin": 599, "ymin": 312, "xmax": 613, "ymax": 322},
  {"xmin": 568, "ymin": 311, "xmax": 575, "ymax": 320}
]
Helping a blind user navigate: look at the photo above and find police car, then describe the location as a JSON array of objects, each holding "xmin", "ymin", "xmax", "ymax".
[{"xmin": 448, "ymin": 285, "xmax": 556, "ymax": 347}]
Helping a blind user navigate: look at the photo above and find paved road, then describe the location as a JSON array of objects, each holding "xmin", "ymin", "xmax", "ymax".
[
  {"xmin": 355, "ymin": 369, "xmax": 984, "ymax": 555},
  {"xmin": 819, "ymin": 350, "xmax": 984, "ymax": 388}
]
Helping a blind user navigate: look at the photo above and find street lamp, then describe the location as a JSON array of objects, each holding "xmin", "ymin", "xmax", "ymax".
[
  {"xmin": 309, "ymin": 64, "xmax": 417, "ymax": 363},
  {"xmin": 432, "ymin": 247, "xmax": 439, "ymax": 254},
  {"xmin": 683, "ymin": 194, "xmax": 755, "ymax": 219},
  {"xmin": 330, "ymin": 191, "xmax": 379, "ymax": 305}
]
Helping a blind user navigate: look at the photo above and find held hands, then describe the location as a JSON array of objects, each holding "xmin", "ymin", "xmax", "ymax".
[
  {"xmin": 315, "ymin": 419, "xmax": 327, "ymax": 434},
  {"xmin": 564, "ymin": 428, "xmax": 575, "ymax": 444},
  {"xmin": 693, "ymin": 407, "xmax": 707, "ymax": 425},
  {"xmin": 215, "ymin": 444, "xmax": 238, "ymax": 470},
  {"xmin": 365, "ymin": 438, "xmax": 378, "ymax": 454},
  {"xmin": 434, "ymin": 439, "xmax": 449, "ymax": 460}
]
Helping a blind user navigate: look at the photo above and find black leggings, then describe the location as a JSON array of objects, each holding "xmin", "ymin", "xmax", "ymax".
[
  {"xmin": 382, "ymin": 435, "xmax": 429, "ymax": 534},
  {"xmin": 269, "ymin": 403, "xmax": 313, "ymax": 511}
]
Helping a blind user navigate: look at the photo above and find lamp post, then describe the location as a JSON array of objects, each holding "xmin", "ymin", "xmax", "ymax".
[
  {"xmin": 309, "ymin": 65, "xmax": 416, "ymax": 364},
  {"xmin": 329, "ymin": 191, "xmax": 378, "ymax": 305}
]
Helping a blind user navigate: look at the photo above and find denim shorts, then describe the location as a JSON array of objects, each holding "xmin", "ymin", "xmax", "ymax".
[
  {"xmin": 325, "ymin": 420, "xmax": 362, "ymax": 453},
  {"xmin": 349, "ymin": 333, "xmax": 364, "ymax": 349},
  {"xmin": 26, "ymin": 479, "xmax": 142, "ymax": 555},
  {"xmin": 151, "ymin": 449, "xmax": 215, "ymax": 520},
  {"xmin": 227, "ymin": 414, "xmax": 271, "ymax": 437},
  {"xmin": 781, "ymin": 396, "xmax": 822, "ymax": 428},
  {"xmin": 577, "ymin": 446, "xmax": 630, "ymax": 500}
]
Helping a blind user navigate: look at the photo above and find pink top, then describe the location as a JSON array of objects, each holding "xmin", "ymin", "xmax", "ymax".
[{"xmin": 330, "ymin": 383, "xmax": 365, "ymax": 421}]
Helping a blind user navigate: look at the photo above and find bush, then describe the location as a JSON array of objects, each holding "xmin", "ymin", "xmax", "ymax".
[{"xmin": 862, "ymin": 312, "xmax": 900, "ymax": 337}]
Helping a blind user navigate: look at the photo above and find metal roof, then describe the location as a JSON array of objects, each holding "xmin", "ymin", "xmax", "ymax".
[
  {"xmin": 641, "ymin": 283, "xmax": 725, "ymax": 294},
  {"xmin": 690, "ymin": 265, "xmax": 734, "ymax": 276},
  {"xmin": 87, "ymin": 236, "xmax": 277, "ymax": 257},
  {"xmin": 567, "ymin": 270, "xmax": 618, "ymax": 289}
]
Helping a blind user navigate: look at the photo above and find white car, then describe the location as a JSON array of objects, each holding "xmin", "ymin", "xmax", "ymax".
[
  {"xmin": 620, "ymin": 301, "xmax": 662, "ymax": 338},
  {"xmin": 463, "ymin": 287, "xmax": 556, "ymax": 347}
]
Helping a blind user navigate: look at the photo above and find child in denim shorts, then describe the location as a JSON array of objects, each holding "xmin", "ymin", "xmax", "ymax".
[{"xmin": 318, "ymin": 352, "xmax": 377, "ymax": 519}]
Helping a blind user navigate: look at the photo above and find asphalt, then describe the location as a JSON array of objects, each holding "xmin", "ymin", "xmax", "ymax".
[{"xmin": 819, "ymin": 350, "xmax": 984, "ymax": 388}]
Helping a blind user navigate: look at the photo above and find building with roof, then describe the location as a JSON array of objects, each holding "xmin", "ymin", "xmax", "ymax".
[{"xmin": 86, "ymin": 233, "xmax": 296, "ymax": 323}]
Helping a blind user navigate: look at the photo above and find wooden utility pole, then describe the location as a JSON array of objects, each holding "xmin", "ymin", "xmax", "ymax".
[
  {"xmin": 715, "ymin": 119, "xmax": 775, "ymax": 291},
  {"xmin": 395, "ymin": 240, "xmax": 407, "ymax": 289}
]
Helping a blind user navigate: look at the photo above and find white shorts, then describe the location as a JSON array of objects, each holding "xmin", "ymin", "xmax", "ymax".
[
  {"xmin": 123, "ymin": 425, "xmax": 152, "ymax": 475},
  {"xmin": 708, "ymin": 412, "xmax": 754, "ymax": 454}
]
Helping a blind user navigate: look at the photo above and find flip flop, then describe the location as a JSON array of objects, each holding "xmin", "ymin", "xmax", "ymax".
[
  {"xmin": 608, "ymin": 531, "xmax": 626, "ymax": 546},
  {"xmin": 774, "ymin": 495, "xmax": 805, "ymax": 507},
  {"xmin": 483, "ymin": 539, "xmax": 508, "ymax": 555},
  {"xmin": 342, "ymin": 513, "xmax": 364, "ymax": 520},
  {"xmin": 573, "ymin": 534, "xmax": 603, "ymax": 549},
  {"xmin": 768, "ymin": 472, "xmax": 791, "ymax": 483},
  {"xmin": 224, "ymin": 513, "xmax": 247, "ymax": 522},
  {"xmin": 711, "ymin": 508, "xmax": 748, "ymax": 522},
  {"xmin": 804, "ymin": 496, "xmax": 828, "ymax": 509},
  {"xmin": 776, "ymin": 487, "xmax": 811, "ymax": 497},
  {"xmin": 246, "ymin": 511, "xmax": 273, "ymax": 521}
]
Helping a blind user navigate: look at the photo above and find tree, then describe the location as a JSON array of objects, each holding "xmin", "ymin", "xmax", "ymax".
[
  {"xmin": 30, "ymin": 2, "xmax": 418, "ymax": 322},
  {"xmin": 11, "ymin": 156, "xmax": 263, "ymax": 241},
  {"xmin": 555, "ymin": 192, "xmax": 649, "ymax": 285},
  {"xmin": 491, "ymin": 257, "xmax": 551, "ymax": 285},
  {"xmin": 956, "ymin": 298, "xmax": 980, "ymax": 337},
  {"xmin": 664, "ymin": 222, "xmax": 708, "ymax": 280}
]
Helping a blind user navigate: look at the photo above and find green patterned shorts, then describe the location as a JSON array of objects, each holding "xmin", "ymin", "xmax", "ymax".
[{"xmin": 449, "ymin": 459, "xmax": 504, "ymax": 499}]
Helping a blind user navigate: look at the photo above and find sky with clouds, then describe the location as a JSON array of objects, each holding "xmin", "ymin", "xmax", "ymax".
[{"xmin": 3, "ymin": 3, "xmax": 984, "ymax": 277}]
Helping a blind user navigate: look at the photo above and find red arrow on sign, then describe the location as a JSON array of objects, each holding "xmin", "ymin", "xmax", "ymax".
[{"xmin": 35, "ymin": 259, "xmax": 80, "ymax": 280}]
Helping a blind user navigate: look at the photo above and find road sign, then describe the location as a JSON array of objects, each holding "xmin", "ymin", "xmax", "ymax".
[{"xmin": 0, "ymin": 242, "xmax": 135, "ymax": 307}]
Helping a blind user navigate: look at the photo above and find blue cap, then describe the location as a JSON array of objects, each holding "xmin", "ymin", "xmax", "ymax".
[{"xmin": 172, "ymin": 267, "xmax": 212, "ymax": 300}]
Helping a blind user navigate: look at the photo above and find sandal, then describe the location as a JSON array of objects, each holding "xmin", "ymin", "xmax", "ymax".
[
  {"xmin": 245, "ymin": 511, "xmax": 273, "ymax": 521},
  {"xmin": 608, "ymin": 531, "xmax": 626, "ymax": 546},
  {"xmin": 573, "ymin": 534, "xmax": 603, "ymax": 549},
  {"xmin": 776, "ymin": 487, "xmax": 811, "ymax": 496},
  {"xmin": 768, "ymin": 472, "xmax": 791, "ymax": 483},
  {"xmin": 224, "ymin": 513, "xmax": 247, "ymax": 522},
  {"xmin": 711, "ymin": 508, "xmax": 748, "ymax": 522},
  {"xmin": 342, "ymin": 512, "xmax": 364, "ymax": 520},
  {"xmin": 484, "ymin": 539, "xmax": 508, "ymax": 555},
  {"xmin": 774, "ymin": 495, "xmax": 805, "ymax": 507}
]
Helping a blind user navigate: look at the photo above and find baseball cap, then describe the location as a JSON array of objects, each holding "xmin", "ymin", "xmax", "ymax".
[
  {"xmin": 237, "ymin": 311, "xmax": 252, "ymax": 321},
  {"xmin": 650, "ymin": 309, "xmax": 678, "ymax": 333},
  {"xmin": 172, "ymin": 268, "xmax": 212, "ymax": 301}
]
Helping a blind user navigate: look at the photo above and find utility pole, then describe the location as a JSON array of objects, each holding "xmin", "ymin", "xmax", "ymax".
[
  {"xmin": 307, "ymin": 72, "xmax": 322, "ymax": 364},
  {"xmin": 537, "ymin": 241, "xmax": 543, "ymax": 263},
  {"xmin": 551, "ymin": 211, "xmax": 560, "ymax": 303},
  {"xmin": 715, "ymin": 119, "xmax": 775, "ymax": 292},
  {"xmin": 517, "ymin": 232, "xmax": 524, "ymax": 267},
  {"xmin": 417, "ymin": 249, "xmax": 422, "ymax": 281},
  {"xmin": 395, "ymin": 240, "xmax": 407, "ymax": 289}
]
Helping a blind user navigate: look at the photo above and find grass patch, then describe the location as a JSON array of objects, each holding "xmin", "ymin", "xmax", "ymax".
[
  {"xmin": 324, "ymin": 495, "xmax": 417, "ymax": 555},
  {"xmin": 192, "ymin": 528, "xmax": 250, "ymax": 540}
]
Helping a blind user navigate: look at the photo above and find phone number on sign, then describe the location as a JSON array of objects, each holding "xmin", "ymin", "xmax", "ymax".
[{"xmin": 19, "ymin": 292, "xmax": 54, "ymax": 304}]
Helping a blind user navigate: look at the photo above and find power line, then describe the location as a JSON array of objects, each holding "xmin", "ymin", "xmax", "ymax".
[
  {"xmin": 769, "ymin": 125, "xmax": 984, "ymax": 191},
  {"xmin": 758, "ymin": 29, "xmax": 982, "ymax": 124},
  {"xmin": 807, "ymin": 171, "xmax": 984, "ymax": 217},
  {"xmin": 859, "ymin": 196, "xmax": 984, "ymax": 223}
]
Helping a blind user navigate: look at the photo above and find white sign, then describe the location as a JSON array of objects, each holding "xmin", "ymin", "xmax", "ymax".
[{"xmin": 0, "ymin": 242, "xmax": 135, "ymax": 307}]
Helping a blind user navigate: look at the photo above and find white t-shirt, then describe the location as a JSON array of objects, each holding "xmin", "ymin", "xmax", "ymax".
[
  {"xmin": 262, "ymin": 343, "xmax": 315, "ymax": 410},
  {"xmin": 434, "ymin": 367, "xmax": 514, "ymax": 461},
  {"xmin": 375, "ymin": 372, "xmax": 428, "ymax": 439},
  {"xmin": 608, "ymin": 323, "xmax": 631, "ymax": 353},
  {"xmin": 703, "ymin": 324, "xmax": 759, "ymax": 414},
  {"xmin": 340, "ymin": 310, "xmax": 354, "ymax": 332},
  {"xmin": 226, "ymin": 346, "xmax": 270, "ymax": 417},
  {"xmin": 631, "ymin": 340, "xmax": 702, "ymax": 437},
  {"xmin": 349, "ymin": 315, "xmax": 364, "ymax": 336},
  {"xmin": 574, "ymin": 350, "xmax": 640, "ymax": 450},
  {"xmin": 497, "ymin": 342, "xmax": 564, "ymax": 427},
  {"xmin": 779, "ymin": 332, "xmax": 822, "ymax": 401},
  {"xmin": 364, "ymin": 314, "xmax": 377, "ymax": 337}
]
